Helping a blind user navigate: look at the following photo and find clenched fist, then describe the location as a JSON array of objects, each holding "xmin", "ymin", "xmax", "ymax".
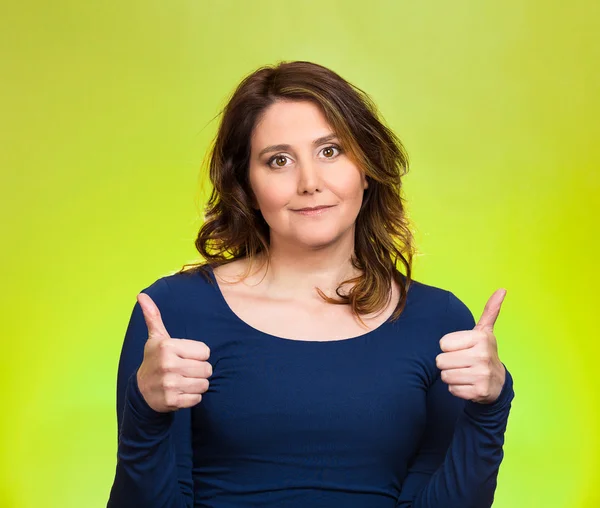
[{"xmin": 136, "ymin": 292, "xmax": 212, "ymax": 413}]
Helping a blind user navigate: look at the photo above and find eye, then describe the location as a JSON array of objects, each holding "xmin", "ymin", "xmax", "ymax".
[
  {"xmin": 320, "ymin": 144, "xmax": 343, "ymax": 159},
  {"xmin": 265, "ymin": 144, "xmax": 343, "ymax": 169},
  {"xmin": 266, "ymin": 154, "xmax": 292, "ymax": 169}
]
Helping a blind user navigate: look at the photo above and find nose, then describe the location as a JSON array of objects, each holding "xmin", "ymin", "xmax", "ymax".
[{"xmin": 296, "ymin": 158, "xmax": 323, "ymax": 194}]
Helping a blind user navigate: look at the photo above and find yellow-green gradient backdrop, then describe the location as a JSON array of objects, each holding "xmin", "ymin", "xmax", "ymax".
[{"xmin": 1, "ymin": 1, "xmax": 598, "ymax": 507}]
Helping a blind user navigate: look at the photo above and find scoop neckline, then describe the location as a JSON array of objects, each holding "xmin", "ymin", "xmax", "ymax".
[{"xmin": 204, "ymin": 264, "xmax": 398, "ymax": 344}]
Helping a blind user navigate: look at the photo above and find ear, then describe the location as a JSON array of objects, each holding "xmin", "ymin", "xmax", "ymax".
[{"xmin": 363, "ymin": 175, "xmax": 369, "ymax": 190}]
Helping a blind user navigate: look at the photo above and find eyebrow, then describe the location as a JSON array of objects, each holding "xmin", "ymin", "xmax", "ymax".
[{"xmin": 257, "ymin": 133, "xmax": 339, "ymax": 158}]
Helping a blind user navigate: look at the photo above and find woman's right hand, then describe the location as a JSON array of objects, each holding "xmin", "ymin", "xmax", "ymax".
[{"xmin": 135, "ymin": 292, "xmax": 212, "ymax": 413}]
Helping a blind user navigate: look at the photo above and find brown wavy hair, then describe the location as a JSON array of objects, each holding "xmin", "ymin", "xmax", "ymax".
[{"xmin": 178, "ymin": 60, "xmax": 416, "ymax": 325}]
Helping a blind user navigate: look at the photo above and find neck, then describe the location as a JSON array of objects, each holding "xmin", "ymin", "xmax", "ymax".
[{"xmin": 249, "ymin": 234, "xmax": 361, "ymax": 302}]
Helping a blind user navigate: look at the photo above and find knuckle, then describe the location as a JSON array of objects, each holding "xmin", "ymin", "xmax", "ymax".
[
  {"xmin": 474, "ymin": 330, "xmax": 486, "ymax": 341},
  {"xmin": 476, "ymin": 386, "xmax": 490, "ymax": 399},
  {"xmin": 476, "ymin": 351, "xmax": 489, "ymax": 362},
  {"xmin": 158, "ymin": 339, "xmax": 173, "ymax": 355},
  {"xmin": 158, "ymin": 347, "xmax": 171, "ymax": 362},
  {"xmin": 165, "ymin": 393, "xmax": 178, "ymax": 408},
  {"xmin": 159, "ymin": 361, "xmax": 173, "ymax": 374},
  {"xmin": 161, "ymin": 376, "xmax": 176, "ymax": 391}
]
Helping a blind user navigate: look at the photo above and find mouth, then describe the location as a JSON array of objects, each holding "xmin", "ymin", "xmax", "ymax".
[
  {"xmin": 292, "ymin": 205, "xmax": 335, "ymax": 216},
  {"xmin": 292, "ymin": 205, "xmax": 335, "ymax": 211}
]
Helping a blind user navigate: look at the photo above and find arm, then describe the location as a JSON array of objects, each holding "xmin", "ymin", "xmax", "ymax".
[
  {"xmin": 107, "ymin": 278, "xmax": 194, "ymax": 508},
  {"xmin": 396, "ymin": 291, "xmax": 515, "ymax": 508}
]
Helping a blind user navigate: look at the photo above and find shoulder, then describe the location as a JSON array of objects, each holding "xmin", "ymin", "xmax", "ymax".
[
  {"xmin": 136, "ymin": 265, "xmax": 218, "ymax": 319},
  {"xmin": 401, "ymin": 277, "xmax": 447, "ymax": 319},
  {"xmin": 129, "ymin": 266, "xmax": 221, "ymax": 340},
  {"xmin": 137, "ymin": 265, "xmax": 212, "ymax": 299},
  {"xmin": 404, "ymin": 277, "xmax": 476, "ymax": 333}
]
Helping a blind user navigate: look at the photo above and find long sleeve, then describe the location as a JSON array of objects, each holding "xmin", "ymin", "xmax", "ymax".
[
  {"xmin": 396, "ymin": 291, "xmax": 515, "ymax": 508},
  {"xmin": 107, "ymin": 277, "xmax": 194, "ymax": 508}
]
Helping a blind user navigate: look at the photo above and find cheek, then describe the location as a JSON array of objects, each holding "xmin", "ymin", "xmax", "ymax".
[
  {"xmin": 326, "ymin": 169, "xmax": 366, "ymax": 201},
  {"xmin": 254, "ymin": 179, "xmax": 290, "ymax": 210}
]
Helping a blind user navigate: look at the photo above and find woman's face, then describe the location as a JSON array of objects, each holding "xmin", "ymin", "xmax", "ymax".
[{"xmin": 248, "ymin": 100, "xmax": 368, "ymax": 250}]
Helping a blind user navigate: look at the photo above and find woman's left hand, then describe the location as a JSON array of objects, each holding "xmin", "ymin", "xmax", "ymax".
[{"xmin": 436, "ymin": 289, "xmax": 507, "ymax": 404}]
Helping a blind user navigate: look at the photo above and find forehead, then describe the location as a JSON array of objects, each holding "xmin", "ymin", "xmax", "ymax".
[{"xmin": 251, "ymin": 100, "xmax": 333, "ymax": 146}]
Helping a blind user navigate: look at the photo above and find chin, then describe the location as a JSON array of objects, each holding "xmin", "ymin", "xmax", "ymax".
[
  {"xmin": 269, "ymin": 222, "xmax": 354, "ymax": 248},
  {"xmin": 291, "ymin": 232, "xmax": 344, "ymax": 249}
]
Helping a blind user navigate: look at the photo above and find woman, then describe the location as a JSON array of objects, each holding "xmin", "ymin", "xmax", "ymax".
[{"xmin": 107, "ymin": 60, "xmax": 515, "ymax": 507}]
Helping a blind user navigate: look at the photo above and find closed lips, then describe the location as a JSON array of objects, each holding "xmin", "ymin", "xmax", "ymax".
[{"xmin": 294, "ymin": 206, "xmax": 333, "ymax": 211}]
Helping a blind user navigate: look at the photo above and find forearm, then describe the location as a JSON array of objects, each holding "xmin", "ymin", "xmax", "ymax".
[
  {"xmin": 108, "ymin": 372, "xmax": 192, "ymax": 508},
  {"xmin": 397, "ymin": 367, "xmax": 515, "ymax": 508}
]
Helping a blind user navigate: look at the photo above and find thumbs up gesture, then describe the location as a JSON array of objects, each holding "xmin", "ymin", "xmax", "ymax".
[
  {"xmin": 135, "ymin": 293, "xmax": 213, "ymax": 413},
  {"xmin": 436, "ymin": 289, "xmax": 507, "ymax": 404}
]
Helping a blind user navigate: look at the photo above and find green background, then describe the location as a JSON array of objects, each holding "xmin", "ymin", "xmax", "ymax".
[{"xmin": 1, "ymin": 1, "xmax": 598, "ymax": 507}]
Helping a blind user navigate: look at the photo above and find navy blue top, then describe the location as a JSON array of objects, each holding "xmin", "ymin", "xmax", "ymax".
[{"xmin": 107, "ymin": 265, "xmax": 515, "ymax": 508}]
